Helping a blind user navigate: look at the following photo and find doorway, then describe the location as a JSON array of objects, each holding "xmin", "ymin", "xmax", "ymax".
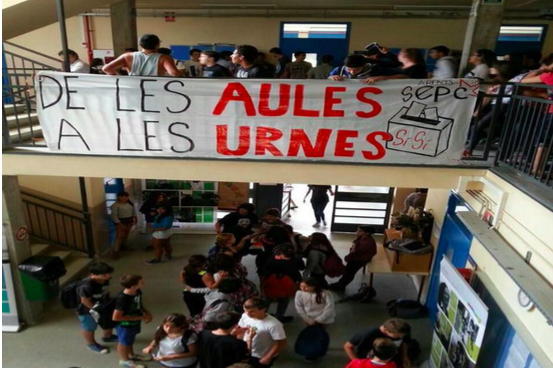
[{"xmin": 279, "ymin": 22, "xmax": 351, "ymax": 68}]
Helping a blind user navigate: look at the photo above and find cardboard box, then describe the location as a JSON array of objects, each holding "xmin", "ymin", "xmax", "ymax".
[
  {"xmin": 386, "ymin": 101, "xmax": 454, "ymax": 157},
  {"xmin": 383, "ymin": 229, "xmax": 432, "ymax": 273}
]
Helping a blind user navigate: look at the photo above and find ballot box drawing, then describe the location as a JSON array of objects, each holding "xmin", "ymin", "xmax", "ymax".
[{"xmin": 386, "ymin": 101, "xmax": 454, "ymax": 157}]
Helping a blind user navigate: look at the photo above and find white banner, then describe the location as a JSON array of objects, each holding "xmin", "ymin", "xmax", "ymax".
[
  {"xmin": 430, "ymin": 258, "xmax": 489, "ymax": 368},
  {"xmin": 36, "ymin": 72, "xmax": 479, "ymax": 165}
]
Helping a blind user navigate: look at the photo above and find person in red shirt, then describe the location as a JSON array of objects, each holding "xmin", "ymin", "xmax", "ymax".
[
  {"xmin": 345, "ymin": 338, "xmax": 398, "ymax": 368},
  {"xmin": 330, "ymin": 226, "xmax": 377, "ymax": 291}
]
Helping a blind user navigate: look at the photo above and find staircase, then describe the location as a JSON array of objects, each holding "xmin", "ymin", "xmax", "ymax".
[
  {"xmin": 3, "ymin": 102, "xmax": 43, "ymax": 144},
  {"xmin": 30, "ymin": 243, "xmax": 92, "ymax": 287}
]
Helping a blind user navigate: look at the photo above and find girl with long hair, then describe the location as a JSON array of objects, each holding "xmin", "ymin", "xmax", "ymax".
[
  {"xmin": 145, "ymin": 205, "xmax": 174, "ymax": 265},
  {"xmin": 179, "ymin": 255, "xmax": 208, "ymax": 317},
  {"xmin": 304, "ymin": 232, "xmax": 337, "ymax": 289},
  {"xmin": 143, "ymin": 313, "xmax": 198, "ymax": 368},
  {"xmin": 295, "ymin": 277, "xmax": 336, "ymax": 327},
  {"xmin": 110, "ymin": 191, "xmax": 137, "ymax": 260}
]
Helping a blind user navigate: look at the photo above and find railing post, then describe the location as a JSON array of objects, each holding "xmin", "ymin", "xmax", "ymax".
[
  {"xmin": 79, "ymin": 177, "xmax": 95, "ymax": 258},
  {"xmin": 484, "ymin": 84, "xmax": 506, "ymax": 162},
  {"xmin": 56, "ymin": 0, "xmax": 70, "ymax": 72}
]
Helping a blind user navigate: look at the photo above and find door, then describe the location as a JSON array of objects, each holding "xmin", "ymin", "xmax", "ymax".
[
  {"xmin": 279, "ymin": 22, "xmax": 351, "ymax": 68},
  {"xmin": 426, "ymin": 192, "xmax": 473, "ymax": 320},
  {"xmin": 331, "ymin": 186, "xmax": 393, "ymax": 234}
]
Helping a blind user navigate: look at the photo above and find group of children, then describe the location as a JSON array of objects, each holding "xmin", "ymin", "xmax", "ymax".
[{"xmin": 91, "ymin": 200, "xmax": 415, "ymax": 367}]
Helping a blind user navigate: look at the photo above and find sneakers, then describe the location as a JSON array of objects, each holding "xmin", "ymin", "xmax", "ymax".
[
  {"xmin": 87, "ymin": 343, "xmax": 109, "ymax": 354},
  {"xmin": 130, "ymin": 354, "xmax": 152, "ymax": 362},
  {"xmin": 144, "ymin": 259, "xmax": 161, "ymax": 266},
  {"xmin": 323, "ymin": 220, "xmax": 328, "ymax": 227},
  {"xmin": 101, "ymin": 334, "xmax": 118, "ymax": 343},
  {"xmin": 313, "ymin": 222, "xmax": 321, "ymax": 228},
  {"xmin": 119, "ymin": 360, "xmax": 146, "ymax": 368}
]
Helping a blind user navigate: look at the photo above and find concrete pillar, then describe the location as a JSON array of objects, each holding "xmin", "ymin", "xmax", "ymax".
[
  {"xmin": 2, "ymin": 176, "xmax": 43, "ymax": 324},
  {"xmin": 110, "ymin": 0, "xmax": 138, "ymax": 56},
  {"xmin": 84, "ymin": 178, "xmax": 110, "ymax": 256},
  {"xmin": 459, "ymin": 0, "xmax": 504, "ymax": 76}
]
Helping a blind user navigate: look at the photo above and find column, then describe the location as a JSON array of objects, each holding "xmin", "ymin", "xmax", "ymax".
[
  {"xmin": 110, "ymin": 0, "xmax": 138, "ymax": 57},
  {"xmin": 84, "ymin": 177, "xmax": 110, "ymax": 256},
  {"xmin": 2, "ymin": 176, "xmax": 43, "ymax": 324},
  {"xmin": 459, "ymin": 0, "xmax": 504, "ymax": 76}
]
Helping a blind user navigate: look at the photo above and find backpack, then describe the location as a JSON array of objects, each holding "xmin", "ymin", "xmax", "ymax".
[
  {"xmin": 60, "ymin": 279, "xmax": 83, "ymax": 309},
  {"xmin": 294, "ymin": 324, "xmax": 330, "ymax": 359},
  {"xmin": 180, "ymin": 330, "xmax": 195, "ymax": 353},
  {"xmin": 263, "ymin": 274, "xmax": 297, "ymax": 299},
  {"xmin": 386, "ymin": 299, "xmax": 428, "ymax": 319},
  {"xmin": 338, "ymin": 283, "xmax": 377, "ymax": 304},
  {"xmin": 323, "ymin": 253, "xmax": 346, "ymax": 278},
  {"xmin": 90, "ymin": 298, "xmax": 116, "ymax": 330}
]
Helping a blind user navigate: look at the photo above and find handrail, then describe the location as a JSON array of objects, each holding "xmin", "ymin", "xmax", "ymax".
[
  {"xmin": 3, "ymin": 40, "xmax": 62, "ymax": 64},
  {"xmin": 20, "ymin": 190, "xmax": 89, "ymax": 215},
  {"xmin": 3, "ymin": 50, "xmax": 59, "ymax": 70}
]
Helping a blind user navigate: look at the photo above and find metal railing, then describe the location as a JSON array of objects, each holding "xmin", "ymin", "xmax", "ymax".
[
  {"xmin": 2, "ymin": 41, "xmax": 61, "ymax": 147},
  {"xmin": 21, "ymin": 191, "xmax": 94, "ymax": 258}
]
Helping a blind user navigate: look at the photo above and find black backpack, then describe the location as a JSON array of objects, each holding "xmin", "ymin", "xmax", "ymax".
[
  {"xmin": 180, "ymin": 330, "xmax": 195, "ymax": 353},
  {"xmin": 338, "ymin": 283, "xmax": 377, "ymax": 304},
  {"xmin": 60, "ymin": 279, "xmax": 83, "ymax": 309},
  {"xmin": 386, "ymin": 299, "xmax": 428, "ymax": 319}
]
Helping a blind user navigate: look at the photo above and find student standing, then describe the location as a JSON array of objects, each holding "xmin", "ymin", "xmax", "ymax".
[
  {"xmin": 344, "ymin": 319, "xmax": 412, "ymax": 368},
  {"xmin": 233, "ymin": 298, "xmax": 287, "ymax": 368},
  {"xmin": 142, "ymin": 314, "xmax": 198, "ymax": 368},
  {"xmin": 181, "ymin": 49, "xmax": 203, "ymax": 77},
  {"xmin": 103, "ymin": 34, "xmax": 180, "ymax": 77},
  {"xmin": 281, "ymin": 51, "xmax": 312, "ymax": 79},
  {"xmin": 345, "ymin": 338, "xmax": 398, "ymax": 368},
  {"xmin": 111, "ymin": 191, "xmax": 137, "ymax": 260},
  {"xmin": 179, "ymin": 255, "xmax": 208, "ymax": 317},
  {"xmin": 112, "ymin": 275, "xmax": 153, "ymax": 368},
  {"xmin": 303, "ymin": 233, "xmax": 338, "ymax": 289},
  {"xmin": 200, "ymin": 51, "xmax": 232, "ymax": 77},
  {"xmin": 269, "ymin": 47, "xmax": 291, "ymax": 78},
  {"xmin": 57, "ymin": 49, "xmax": 90, "ymax": 73},
  {"xmin": 145, "ymin": 205, "xmax": 174, "ymax": 265},
  {"xmin": 308, "ymin": 55, "xmax": 334, "ymax": 79},
  {"xmin": 429, "ymin": 45, "xmax": 458, "ymax": 79},
  {"xmin": 465, "ymin": 49, "xmax": 496, "ymax": 81},
  {"xmin": 76, "ymin": 262, "xmax": 117, "ymax": 354},
  {"xmin": 330, "ymin": 226, "xmax": 377, "ymax": 291},
  {"xmin": 295, "ymin": 277, "xmax": 335, "ymax": 327},
  {"xmin": 303, "ymin": 185, "xmax": 334, "ymax": 228},
  {"xmin": 363, "ymin": 48, "xmax": 427, "ymax": 84},
  {"xmin": 197, "ymin": 312, "xmax": 250, "ymax": 368},
  {"xmin": 232, "ymin": 45, "xmax": 274, "ymax": 79}
]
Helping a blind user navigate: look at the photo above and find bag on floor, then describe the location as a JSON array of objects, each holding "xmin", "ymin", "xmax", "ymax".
[
  {"xmin": 386, "ymin": 299, "xmax": 428, "ymax": 319},
  {"xmin": 338, "ymin": 282, "xmax": 376, "ymax": 303},
  {"xmin": 59, "ymin": 279, "xmax": 83, "ymax": 309},
  {"xmin": 263, "ymin": 274, "xmax": 297, "ymax": 299},
  {"xmin": 294, "ymin": 325, "xmax": 330, "ymax": 359},
  {"xmin": 323, "ymin": 253, "xmax": 346, "ymax": 278}
]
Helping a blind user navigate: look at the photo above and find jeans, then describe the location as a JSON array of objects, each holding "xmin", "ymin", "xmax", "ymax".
[
  {"xmin": 337, "ymin": 261, "xmax": 366, "ymax": 287},
  {"xmin": 311, "ymin": 199, "xmax": 329, "ymax": 223}
]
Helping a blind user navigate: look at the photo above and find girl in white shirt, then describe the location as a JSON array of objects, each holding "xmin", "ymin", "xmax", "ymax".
[
  {"xmin": 465, "ymin": 49, "xmax": 496, "ymax": 81},
  {"xmin": 295, "ymin": 277, "xmax": 336, "ymax": 326},
  {"xmin": 143, "ymin": 313, "xmax": 198, "ymax": 368}
]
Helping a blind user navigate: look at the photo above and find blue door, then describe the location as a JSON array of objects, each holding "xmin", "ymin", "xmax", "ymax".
[
  {"xmin": 279, "ymin": 22, "xmax": 351, "ymax": 68},
  {"xmin": 426, "ymin": 192, "xmax": 473, "ymax": 320}
]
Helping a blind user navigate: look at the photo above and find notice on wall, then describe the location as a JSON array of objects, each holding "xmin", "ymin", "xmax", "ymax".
[
  {"xmin": 218, "ymin": 182, "xmax": 250, "ymax": 210},
  {"xmin": 36, "ymin": 71, "xmax": 478, "ymax": 166},
  {"xmin": 430, "ymin": 258, "xmax": 488, "ymax": 368}
]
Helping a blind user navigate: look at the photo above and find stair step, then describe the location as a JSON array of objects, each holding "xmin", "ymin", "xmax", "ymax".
[
  {"xmin": 4, "ymin": 104, "xmax": 27, "ymax": 116},
  {"xmin": 8, "ymin": 124, "xmax": 43, "ymax": 143},
  {"xmin": 5, "ymin": 113, "xmax": 39, "ymax": 129},
  {"xmin": 46, "ymin": 250, "xmax": 72, "ymax": 262},
  {"xmin": 59, "ymin": 256, "xmax": 93, "ymax": 288},
  {"xmin": 30, "ymin": 243, "xmax": 50, "ymax": 256}
]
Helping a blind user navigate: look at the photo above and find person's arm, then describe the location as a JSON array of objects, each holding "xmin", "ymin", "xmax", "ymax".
[
  {"xmin": 303, "ymin": 251, "xmax": 318, "ymax": 277},
  {"xmin": 155, "ymin": 343, "xmax": 197, "ymax": 361},
  {"xmin": 214, "ymin": 221, "xmax": 223, "ymax": 234},
  {"xmin": 344, "ymin": 341, "xmax": 359, "ymax": 360},
  {"xmin": 202, "ymin": 272, "xmax": 227, "ymax": 289},
  {"xmin": 111, "ymin": 204, "xmax": 120, "ymax": 224},
  {"xmin": 233, "ymin": 234, "xmax": 255, "ymax": 253},
  {"xmin": 161, "ymin": 55, "xmax": 181, "ymax": 77},
  {"xmin": 280, "ymin": 65, "xmax": 291, "ymax": 79},
  {"xmin": 102, "ymin": 55, "xmax": 127, "ymax": 75},
  {"xmin": 142, "ymin": 339, "xmax": 157, "ymax": 355},
  {"xmin": 315, "ymin": 292, "xmax": 335, "ymax": 324},
  {"xmin": 400, "ymin": 342, "xmax": 411, "ymax": 368},
  {"xmin": 303, "ymin": 187, "xmax": 312, "ymax": 203},
  {"xmin": 294, "ymin": 293, "xmax": 315, "ymax": 325},
  {"xmin": 80, "ymin": 296, "xmax": 94, "ymax": 310},
  {"xmin": 521, "ymin": 74, "xmax": 545, "ymax": 84},
  {"xmin": 363, "ymin": 74, "xmax": 408, "ymax": 84},
  {"xmin": 112, "ymin": 309, "xmax": 146, "ymax": 322},
  {"xmin": 259, "ymin": 339, "xmax": 286, "ymax": 365}
]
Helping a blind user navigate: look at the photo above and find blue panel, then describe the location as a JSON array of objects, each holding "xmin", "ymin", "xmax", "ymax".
[
  {"xmin": 215, "ymin": 45, "xmax": 236, "ymax": 53},
  {"xmin": 192, "ymin": 45, "xmax": 214, "ymax": 51},
  {"xmin": 169, "ymin": 45, "xmax": 190, "ymax": 61},
  {"xmin": 279, "ymin": 22, "xmax": 351, "ymax": 68}
]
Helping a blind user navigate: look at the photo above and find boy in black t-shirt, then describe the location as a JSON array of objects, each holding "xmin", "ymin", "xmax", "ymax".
[
  {"xmin": 200, "ymin": 50, "xmax": 232, "ymax": 78},
  {"xmin": 344, "ymin": 319, "xmax": 412, "ymax": 368},
  {"xmin": 112, "ymin": 275, "xmax": 153, "ymax": 368},
  {"xmin": 232, "ymin": 45, "xmax": 274, "ymax": 79},
  {"xmin": 198, "ymin": 312, "xmax": 250, "ymax": 368},
  {"xmin": 77, "ymin": 262, "xmax": 116, "ymax": 354}
]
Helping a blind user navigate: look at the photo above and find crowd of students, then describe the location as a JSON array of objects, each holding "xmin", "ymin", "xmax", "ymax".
[{"xmin": 74, "ymin": 195, "xmax": 422, "ymax": 368}]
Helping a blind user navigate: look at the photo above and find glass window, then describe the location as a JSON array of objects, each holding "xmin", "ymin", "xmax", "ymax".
[
  {"xmin": 335, "ymin": 201, "xmax": 388, "ymax": 210},
  {"xmin": 334, "ymin": 217, "xmax": 385, "ymax": 225},
  {"xmin": 283, "ymin": 23, "xmax": 348, "ymax": 39},
  {"xmin": 498, "ymin": 26, "xmax": 545, "ymax": 42},
  {"xmin": 339, "ymin": 186, "xmax": 390, "ymax": 193},
  {"xmin": 335, "ymin": 209, "xmax": 386, "ymax": 217}
]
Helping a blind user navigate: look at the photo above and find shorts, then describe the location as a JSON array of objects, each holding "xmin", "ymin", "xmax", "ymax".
[
  {"xmin": 78, "ymin": 314, "xmax": 98, "ymax": 332},
  {"xmin": 115, "ymin": 324, "xmax": 141, "ymax": 346},
  {"xmin": 118, "ymin": 217, "xmax": 134, "ymax": 226}
]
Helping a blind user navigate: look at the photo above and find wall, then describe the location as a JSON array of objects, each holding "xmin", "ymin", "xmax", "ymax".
[{"xmin": 9, "ymin": 15, "xmax": 553, "ymax": 61}]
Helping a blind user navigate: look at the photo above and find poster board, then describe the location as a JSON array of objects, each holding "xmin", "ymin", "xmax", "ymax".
[
  {"xmin": 430, "ymin": 258, "xmax": 489, "ymax": 368},
  {"xmin": 218, "ymin": 182, "xmax": 249, "ymax": 210}
]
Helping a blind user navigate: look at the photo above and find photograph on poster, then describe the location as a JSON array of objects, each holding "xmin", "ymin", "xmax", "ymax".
[
  {"xmin": 453, "ymin": 301, "xmax": 481, "ymax": 362},
  {"xmin": 435, "ymin": 310, "xmax": 453, "ymax": 349},
  {"xmin": 447, "ymin": 332, "xmax": 475, "ymax": 368}
]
